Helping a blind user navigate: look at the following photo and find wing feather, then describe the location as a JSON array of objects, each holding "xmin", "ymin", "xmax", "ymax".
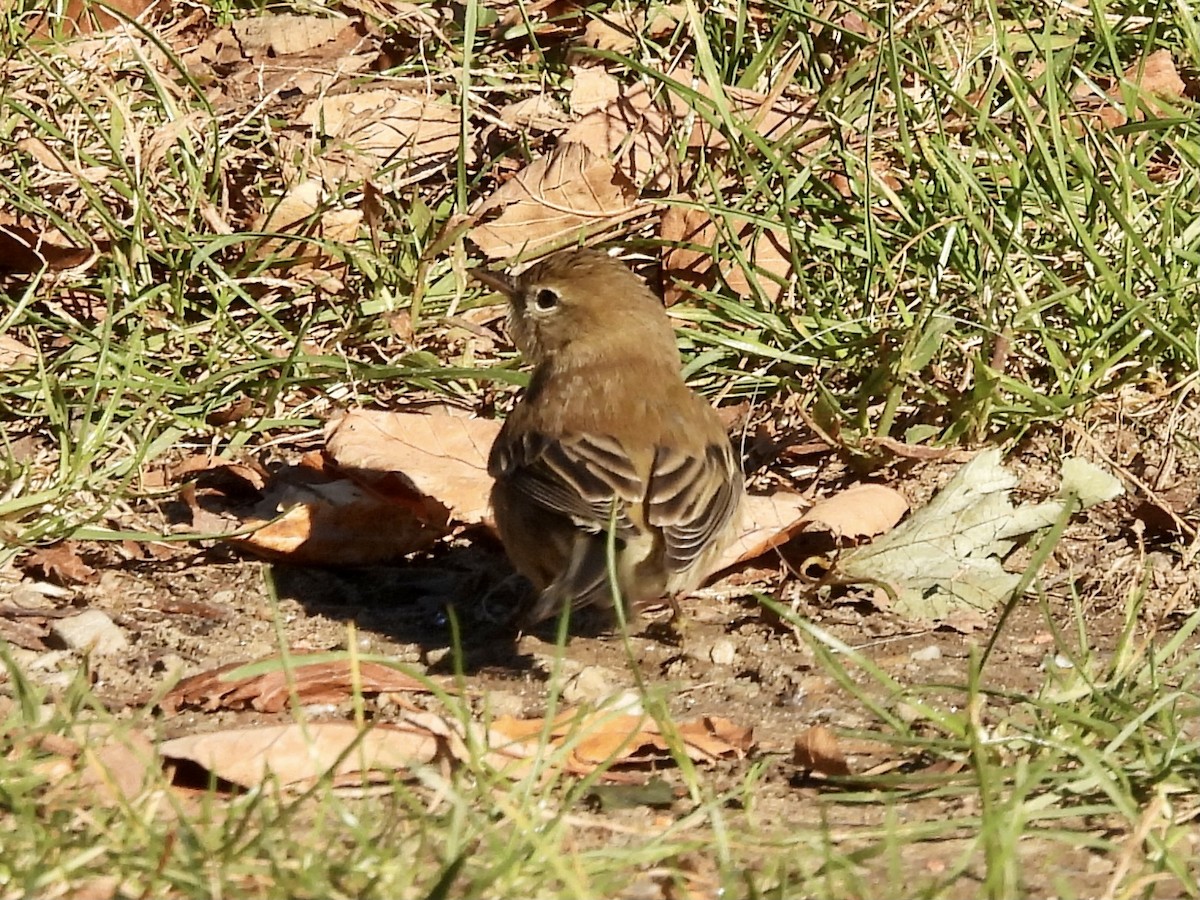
[{"xmin": 648, "ymin": 442, "xmax": 742, "ymax": 571}]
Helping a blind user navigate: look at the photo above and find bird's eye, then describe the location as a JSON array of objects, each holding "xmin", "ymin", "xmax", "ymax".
[{"xmin": 532, "ymin": 288, "xmax": 560, "ymax": 311}]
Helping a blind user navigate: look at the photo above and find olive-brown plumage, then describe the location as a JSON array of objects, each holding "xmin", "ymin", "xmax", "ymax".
[{"xmin": 476, "ymin": 249, "xmax": 744, "ymax": 625}]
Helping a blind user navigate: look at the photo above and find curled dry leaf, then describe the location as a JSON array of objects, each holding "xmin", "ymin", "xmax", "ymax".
[
  {"xmin": 468, "ymin": 142, "xmax": 640, "ymax": 259},
  {"xmin": 713, "ymin": 491, "xmax": 812, "ymax": 574},
  {"xmin": 499, "ymin": 95, "xmax": 570, "ymax": 131},
  {"xmin": 324, "ymin": 408, "xmax": 501, "ymax": 529},
  {"xmin": 28, "ymin": 0, "xmax": 154, "ymax": 36},
  {"xmin": 580, "ymin": 4, "xmax": 684, "ymax": 51},
  {"xmin": 1079, "ymin": 49, "xmax": 1189, "ymax": 130},
  {"xmin": 160, "ymin": 654, "xmax": 436, "ymax": 714},
  {"xmin": 687, "ymin": 85, "xmax": 825, "ymax": 152},
  {"xmin": 38, "ymin": 730, "xmax": 159, "ymax": 811},
  {"xmin": 659, "ymin": 204, "xmax": 718, "ymax": 304},
  {"xmin": 720, "ymin": 226, "xmax": 793, "ymax": 302},
  {"xmin": 231, "ymin": 478, "xmax": 441, "ymax": 565},
  {"xmin": 0, "ymin": 334, "xmax": 37, "ymax": 368},
  {"xmin": 160, "ymin": 719, "xmax": 449, "ymax": 790},
  {"xmin": 22, "ymin": 542, "xmax": 98, "ymax": 585},
  {"xmin": 0, "ymin": 223, "xmax": 102, "ymax": 275},
  {"xmin": 799, "ymin": 484, "xmax": 910, "ymax": 539},
  {"xmin": 793, "ymin": 724, "xmax": 850, "ymax": 776},
  {"xmin": 489, "ymin": 709, "xmax": 753, "ymax": 776}
]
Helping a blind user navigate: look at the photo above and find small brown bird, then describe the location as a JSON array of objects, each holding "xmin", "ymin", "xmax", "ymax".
[{"xmin": 474, "ymin": 248, "xmax": 744, "ymax": 626}]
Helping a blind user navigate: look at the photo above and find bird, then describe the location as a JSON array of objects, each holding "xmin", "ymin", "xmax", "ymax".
[{"xmin": 472, "ymin": 248, "xmax": 744, "ymax": 627}]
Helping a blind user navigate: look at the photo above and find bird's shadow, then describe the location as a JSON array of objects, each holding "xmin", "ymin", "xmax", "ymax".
[{"xmin": 268, "ymin": 537, "xmax": 538, "ymax": 675}]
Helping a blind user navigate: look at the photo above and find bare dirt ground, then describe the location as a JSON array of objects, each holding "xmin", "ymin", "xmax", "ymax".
[{"xmin": 6, "ymin": 391, "xmax": 1197, "ymax": 897}]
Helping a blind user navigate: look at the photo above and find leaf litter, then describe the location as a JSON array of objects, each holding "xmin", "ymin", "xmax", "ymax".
[{"xmin": 0, "ymin": 1, "xmax": 1181, "ymax": 889}]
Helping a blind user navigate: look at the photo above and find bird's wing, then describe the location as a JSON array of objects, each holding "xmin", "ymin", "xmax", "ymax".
[
  {"xmin": 489, "ymin": 429, "xmax": 643, "ymax": 537},
  {"xmin": 646, "ymin": 440, "xmax": 743, "ymax": 573}
]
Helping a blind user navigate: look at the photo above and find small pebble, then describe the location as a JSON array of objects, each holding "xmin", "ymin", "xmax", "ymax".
[
  {"xmin": 709, "ymin": 638, "xmax": 737, "ymax": 667},
  {"xmin": 911, "ymin": 644, "xmax": 942, "ymax": 662},
  {"xmin": 50, "ymin": 610, "xmax": 129, "ymax": 656},
  {"xmin": 562, "ymin": 665, "xmax": 619, "ymax": 704}
]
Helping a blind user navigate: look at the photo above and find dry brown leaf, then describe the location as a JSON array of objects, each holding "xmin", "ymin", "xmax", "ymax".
[
  {"xmin": 499, "ymin": 95, "xmax": 570, "ymax": 131},
  {"xmin": 257, "ymin": 179, "xmax": 361, "ymax": 241},
  {"xmin": 713, "ymin": 491, "xmax": 811, "ymax": 572},
  {"xmin": 863, "ymin": 436, "xmax": 958, "ymax": 461},
  {"xmin": 324, "ymin": 408, "xmax": 500, "ymax": 528},
  {"xmin": 468, "ymin": 142, "xmax": 640, "ymax": 259},
  {"xmin": 252, "ymin": 179, "xmax": 362, "ymax": 289},
  {"xmin": 563, "ymin": 82, "xmax": 685, "ymax": 190},
  {"xmin": 231, "ymin": 478, "xmax": 441, "ymax": 565},
  {"xmin": 0, "ymin": 223, "xmax": 102, "ymax": 274},
  {"xmin": 1123, "ymin": 48, "xmax": 1186, "ymax": 100},
  {"xmin": 581, "ymin": 8, "xmax": 640, "ymax": 52},
  {"xmin": 0, "ymin": 334, "xmax": 37, "ymax": 368},
  {"xmin": 180, "ymin": 482, "xmax": 241, "ymax": 536},
  {"xmin": 159, "ymin": 655, "xmax": 436, "ymax": 714},
  {"xmin": 490, "ymin": 709, "xmax": 752, "ymax": 775},
  {"xmin": 170, "ymin": 453, "xmax": 268, "ymax": 491},
  {"xmin": 76, "ymin": 731, "xmax": 159, "ymax": 803},
  {"xmin": 22, "ymin": 542, "xmax": 98, "ymax": 585},
  {"xmin": 569, "ymin": 66, "xmax": 620, "ymax": 115},
  {"xmin": 296, "ymin": 90, "xmax": 462, "ymax": 179},
  {"xmin": 660, "ymin": 208, "xmax": 796, "ymax": 302},
  {"xmin": 183, "ymin": 20, "xmax": 373, "ymax": 102},
  {"xmin": 721, "ymin": 226, "xmax": 793, "ymax": 302},
  {"xmin": 659, "ymin": 203, "xmax": 719, "ymax": 304},
  {"xmin": 793, "ymin": 724, "xmax": 850, "ymax": 776},
  {"xmin": 29, "ymin": 0, "xmax": 154, "ymax": 36},
  {"xmin": 688, "ymin": 85, "xmax": 825, "ymax": 152},
  {"xmin": 160, "ymin": 720, "xmax": 447, "ymax": 789},
  {"xmin": 0, "ymin": 617, "xmax": 51, "ymax": 652},
  {"xmin": 1079, "ymin": 49, "xmax": 1188, "ymax": 130},
  {"xmin": 580, "ymin": 4, "xmax": 683, "ymax": 51},
  {"xmin": 232, "ymin": 14, "xmax": 351, "ymax": 56},
  {"xmin": 798, "ymin": 484, "xmax": 909, "ymax": 539}
]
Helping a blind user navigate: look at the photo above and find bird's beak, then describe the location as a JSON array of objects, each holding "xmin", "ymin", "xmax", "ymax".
[{"xmin": 470, "ymin": 266, "xmax": 518, "ymax": 297}]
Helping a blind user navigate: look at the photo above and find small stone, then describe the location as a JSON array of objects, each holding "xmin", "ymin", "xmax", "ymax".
[
  {"xmin": 562, "ymin": 665, "xmax": 619, "ymax": 704},
  {"xmin": 911, "ymin": 644, "xmax": 942, "ymax": 662},
  {"xmin": 709, "ymin": 638, "xmax": 737, "ymax": 667},
  {"xmin": 9, "ymin": 586, "xmax": 54, "ymax": 609},
  {"xmin": 895, "ymin": 701, "xmax": 923, "ymax": 724},
  {"xmin": 49, "ymin": 610, "xmax": 129, "ymax": 656},
  {"xmin": 424, "ymin": 646, "xmax": 452, "ymax": 667},
  {"xmin": 485, "ymin": 690, "xmax": 528, "ymax": 719}
]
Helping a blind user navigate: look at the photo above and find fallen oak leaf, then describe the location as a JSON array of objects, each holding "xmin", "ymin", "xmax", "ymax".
[
  {"xmin": 792, "ymin": 724, "xmax": 850, "ymax": 776},
  {"xmin": 230, "ymin": 477, "xmax": 441, "ymax": 565},
  {"xmin": 324, "ymin": 407, "xmax": 500, "ymax": 528},
  {"xmin": 468, "ymin": 142, "xmax": 641, "ymax": 259},
  {"xmin": 798, "ymin": 484, "xmax": 909, "ymax": 540},
  {"xmin": 22, "ymin": 542, "xmax": 98, "ymax": 585},
  {"xmin": 489, "ymin": 709, "xmax": 752, "ymax": 775},
  {"xmin": 159, "ymin": 654, "xmax": 439, "ymax": 714},
  {"xmin": 160, "ymin": 718, "xmax": 451, "ymax": 790}
]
